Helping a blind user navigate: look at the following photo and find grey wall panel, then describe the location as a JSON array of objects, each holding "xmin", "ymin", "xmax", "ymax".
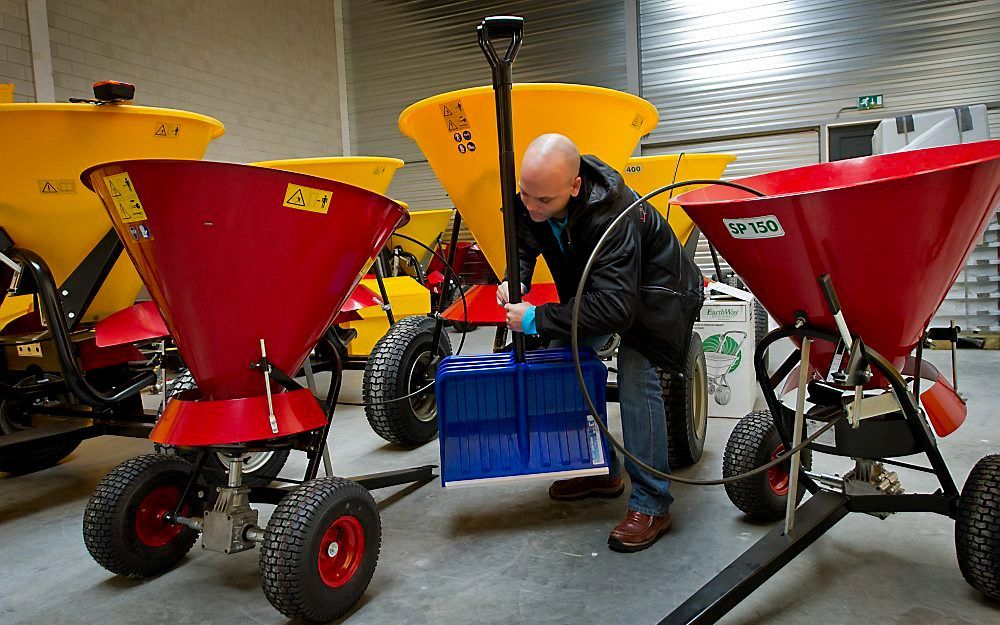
[
  {"xmin": 645, "ymin": 130, "xmax": 820, "ymax": 277},
  {"xmin": 345, "ymin": 0, "xmax": 626, "ymax": 209},
  {"xmin": 640, "ymin": 0, "xmax": 1000, "ymax": 146},
  {"xmin": 387, "ymin": 162, "xmax": 453, "ymax": 210},
  {"xmin": 646, "ymin": 130, "xmax": 820, "ymax": 179}
]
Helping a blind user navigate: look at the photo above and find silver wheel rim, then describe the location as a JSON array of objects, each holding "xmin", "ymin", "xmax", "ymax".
[
  {"xmin": 407, "ymin": 351, "xmax": 437, "ymax": 423},
  {"xmin": 217, "ymin": 451, "xmax": 275, "ymax": 474},
  {"xmin": 692, "ymin": 354, "xmax": 708, "ymax": 440}
]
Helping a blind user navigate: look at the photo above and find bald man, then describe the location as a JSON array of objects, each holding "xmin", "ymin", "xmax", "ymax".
[{"xmin": 497, "ymin": 134, "xmax": 704, "ymax": 552}]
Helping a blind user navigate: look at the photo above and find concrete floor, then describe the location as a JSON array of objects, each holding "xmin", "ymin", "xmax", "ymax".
[{"xmin": 1, "ymin": 330, "xmax": 998, "ymax": 625}]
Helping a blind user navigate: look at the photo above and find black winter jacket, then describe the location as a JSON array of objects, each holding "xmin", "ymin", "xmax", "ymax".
[{"xmin": 515, "ymin": 155, "xmax": 704, "ymax": 373}]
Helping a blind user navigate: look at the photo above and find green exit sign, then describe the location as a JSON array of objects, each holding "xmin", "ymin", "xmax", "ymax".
[{"xmin": 858, "ymin": 94, "xmax": 884, "ymax": 110}]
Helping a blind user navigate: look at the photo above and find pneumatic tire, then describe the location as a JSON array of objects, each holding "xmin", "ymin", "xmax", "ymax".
[
  {"xmin": 723, "ymin": 410, "xmax": 812, "ymax": 521},
  {"xmin": 260, "ymin": 478, "xmax": 381, "ymax": 622},
  {"xmin": 661, "ymin": 332, "xmax": 708, "ymax": 469},
  {"xmin": 362, "ymin": 316, "xmax": 452, "ymax": 446},
  {"xmin": 83, "ymin": 454, "xmax": 198, "ymax": 578},
  {"xmin": 956, "ymin": 454, "xmax": 1000, "ymax": 601}
]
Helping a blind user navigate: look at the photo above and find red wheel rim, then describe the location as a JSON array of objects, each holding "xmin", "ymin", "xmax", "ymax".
[
  {"xmin": 767, "ymin": 444, "xmax": 790, "ymax": 497},
  {"xmin": 317, "ymin": 515, "xmax": 365, "ymax": 588},
  {"xmin": 134, "ymin": 485, "xmax": 185, "ymax": 547}
]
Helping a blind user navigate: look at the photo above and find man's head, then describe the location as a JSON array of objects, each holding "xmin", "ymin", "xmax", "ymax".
[{"xmin": 518, "ymin": 133, "xmax": 582, "ymax": 222}]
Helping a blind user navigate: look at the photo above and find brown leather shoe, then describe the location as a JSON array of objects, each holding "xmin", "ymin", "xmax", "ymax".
[
  {"xmin": 608, "ymin": 509, "xmax": 672, "ymax": 552},
  {"xmin": 548, "ymin": 474, "xmax": 624, "ymax": 500}
]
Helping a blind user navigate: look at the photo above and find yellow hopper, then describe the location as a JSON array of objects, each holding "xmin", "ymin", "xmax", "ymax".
[
  {"xmin": 388, "ymin": 208, "xmax": 455, "ymax": 270},
  {"xmin": 250, "ymin": 156, "xmax": 404, "ymax": 195},
  {"xmin": 399, "ymin": 83, "xmax": 658, "ymax": 283},
  {"xmin": 0, "ymin": 103, "xmax": 223, "ymax": 329},
  {"xmin": 623, "ymin": 154, "xmax": 736, "ymax": 247}
]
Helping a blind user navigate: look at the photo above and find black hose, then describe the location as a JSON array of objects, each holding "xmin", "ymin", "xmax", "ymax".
[
  {"xmin": 567, "ymin": 178, "xmax": 840, "ymax": 486},
  {"xmin": 10, "ymin": 247, "xmax": 156, "ymax": 406},
  {"xmin": 336, "ymin": 231, "xmax": 470, "ymax": 407}
]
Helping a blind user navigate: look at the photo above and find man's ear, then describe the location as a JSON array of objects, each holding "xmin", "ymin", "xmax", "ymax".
[{"xmin": 571, "ymin": 176, "xmax": 583, "ymax": 197}]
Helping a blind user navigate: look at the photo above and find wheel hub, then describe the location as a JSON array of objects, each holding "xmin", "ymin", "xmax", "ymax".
[
  {"xmin": 768, "ymin": 444, "xmax": 790, "ymax": 496},
  {"xmin": 134, "ymin": 485, "xmax": 186, "ymax": 548},
  {"xmin": 407, "ymin": 351, "xmax": 437, "ymax": 422},
  {"xmin": 317, "ymin": 515, "xmax": 365, "ymax": 588}
]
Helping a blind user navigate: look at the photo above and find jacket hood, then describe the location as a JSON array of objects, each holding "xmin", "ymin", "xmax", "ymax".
[{"xmin": 576, "ymin": 154, "xmax": 626, "ymax": 214}]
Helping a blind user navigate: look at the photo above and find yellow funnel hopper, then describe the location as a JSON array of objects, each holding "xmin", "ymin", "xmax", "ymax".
[
  {"xmin": 623, "ymin": 154, "xmax": 736, "ymax": 246},
  {"xmin": 0, "ymin": 103, "xmax": 223, "ymax": 329},
  {"xmin": 399, "ymin": 83, "xmax": 658, "ymax": 282},
  {"xmin": 250, "ymin": 156, "xmax": 404, "ymax": 195},
  {"xmin": 389, "ymin": 208, "xmax": 455, "ymax": 265}
]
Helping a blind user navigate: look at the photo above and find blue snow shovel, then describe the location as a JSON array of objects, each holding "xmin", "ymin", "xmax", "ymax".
[{"xmin": 435, "ymin": 16, "xmax": 610, "ymax": 487}]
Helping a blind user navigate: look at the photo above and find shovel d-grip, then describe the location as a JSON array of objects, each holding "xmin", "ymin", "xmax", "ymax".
[{"xmin": 478, "ymin": 15, "xmax": 525, "ymax": 362}]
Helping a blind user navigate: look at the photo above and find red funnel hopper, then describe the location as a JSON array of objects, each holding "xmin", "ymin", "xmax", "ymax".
[
  {"xmin": 677, "ymin": 141, "xmax": 1000, "ymax": 370},
  {"xmin": 83, "ymin": 160, "xmax": 407, "ymax": 403}
]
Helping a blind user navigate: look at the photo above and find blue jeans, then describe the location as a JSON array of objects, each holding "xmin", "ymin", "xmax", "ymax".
[{"xmin": 551, "ymin": 335, "xmax": 674, "ymax": 516}]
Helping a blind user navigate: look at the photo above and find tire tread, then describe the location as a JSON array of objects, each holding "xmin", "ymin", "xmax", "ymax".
[
  {"xmin": 956, "ymin": 453, "xmax": 1000, "ymax": 601},
  {"xmin": 82, "ymin": 454, "xmax": 197, "ymax": 578},
  {"xmin": 260, "ymin": 477, "xmax": 381, "ymax": 622},
  {"xmin": 362, "ymin": 316, "xmax": 451, "ymax": 446}
]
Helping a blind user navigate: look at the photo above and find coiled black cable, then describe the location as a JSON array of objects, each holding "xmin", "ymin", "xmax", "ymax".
[{"xmin": 569, "ymin": 179, "xmax": 845, "ymax": 486}]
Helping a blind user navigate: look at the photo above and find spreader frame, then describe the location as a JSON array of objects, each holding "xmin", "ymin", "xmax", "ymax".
[
  {"xmin": 0, "ymin": 233, "xmax": 163, "ymax": 466},
  {"xmin": 660, "ymin": 322, "xmax": 962, "ymax": 625}
]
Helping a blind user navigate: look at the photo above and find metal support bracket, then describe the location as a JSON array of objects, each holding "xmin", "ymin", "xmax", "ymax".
[{"xmin": 660, "ymin": 491, "xmax": 849, "ymax": 625}]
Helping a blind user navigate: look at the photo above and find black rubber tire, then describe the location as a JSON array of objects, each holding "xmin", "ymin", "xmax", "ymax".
[
  {"xmin": 165, "ymin": 368, "xmax": 198, "ymax": 398},
  {"xmin": 362, "ymin": 316, "xmax": 452, "ymax": 446},
  {"xmin": 0, "ymin": 438, "xmax": 79, "ymax": 474},
  {"xmin": 753, "ymin": 299, "xmax": 770, "ymax": 371},
  {"xmin": 723, "ymin": 410, "xmax": 812, "ymax": 522},
  {"xmin": 260, "ymin": 478, "xmax": 381, "ymax": 622},
  {"xmin": 0, "ymin": 375, "xmax": 80, "ymax": 474},
  {"xmin": 0, "ymin": 426, "xmax": 80, "ymax": 474},
  {"xmin": 158, "ymin": 370, "xmax": 289, "ymax": 487},
  {"xmin": 83, "ymin": 454, "xmax": 199, "ymax": 578},
  {"xmin": 661, "ymin": 333, "xmax": 708, "ymax": 469},
  {"xmin": 956, "ymin": 453, "xmax": 1000, "ymax": 601}
]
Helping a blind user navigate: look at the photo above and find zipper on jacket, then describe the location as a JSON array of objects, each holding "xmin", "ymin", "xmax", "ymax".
[{"xmin": 640, "ymin": 284, "xmax": 681, "ymax": 296}]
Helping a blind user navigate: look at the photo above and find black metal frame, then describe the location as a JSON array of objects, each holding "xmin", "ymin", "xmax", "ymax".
[
  {"xmin": 166, "ymin": 348, "xmax": 437, "ymax": 517},
  {"xmin": 0, "ymin": 231, "xmax": 164, "ymax": 462},
  {"xmin": 310, "ymin": 215, "xmax": 461, "ymax": 375},
  {"xmin": 660, "ymin": 322, "xmax": 962, "ymax": 625}
]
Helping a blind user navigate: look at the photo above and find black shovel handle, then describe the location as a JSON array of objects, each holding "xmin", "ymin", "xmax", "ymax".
[
  {"xmin": 479, "ymin": 16, "xmax": 523, "ymax": 70},
  {"xmin": 478, "ymin": 15, "xmax": 525, "ymax": 361}
]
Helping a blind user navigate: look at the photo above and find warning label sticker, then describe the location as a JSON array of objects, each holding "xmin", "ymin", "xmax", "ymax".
[
  {"xmin": 440, "ymin": 99, "xmax": 471, "ymax": 132},
  {"xmin": 283, "ymin": 183, "xmax": 332, "ymax": 214},
  {"xmin": 631, "ymin": 113, "xmax": 646, "ymax": 131},
  {"xmin": 37, "ymin": 179, "xmax": 77, "ymax": 194},
  {"xmin": 103, "ymin": 172, "xmax": 148, "ymax": 223},
  {"xmin": 153, "ymin": 122, "xmax": 180, "ymax": 138}
]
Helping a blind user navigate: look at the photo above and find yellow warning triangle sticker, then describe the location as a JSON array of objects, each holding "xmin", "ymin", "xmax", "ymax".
[
  {"xmin": 155, "ymin": 124, "xmax": 167, "ymax": 136},
  {"xmin": 41, "ymin": 182, "xmax": 58, "ymax": 193},
  {"xmin": 109, "ymin": 181, "xmax": 122, "ymax": 197},
  {"xmin": 285, "ymin": 188, "xmax": 306, "ymax": 207},
  {"xmin": 447, "ymin": 119, "xmax": 459, "ymax": 131},
  {"xmin": 442, "ymin": 105, "xmax": 453, "ymax": 116}
]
